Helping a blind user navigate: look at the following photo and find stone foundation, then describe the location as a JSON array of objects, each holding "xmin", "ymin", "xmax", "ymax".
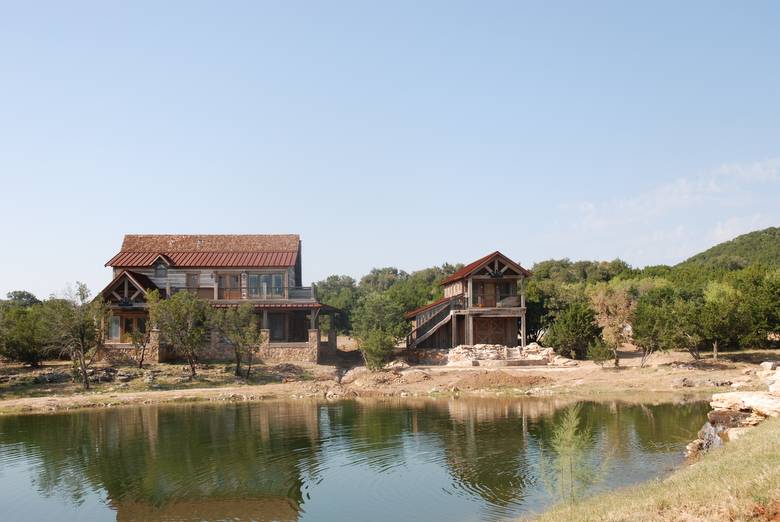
[{"xmin": 404, "ymin": 349, "xmax": 449, "ymax": 365}]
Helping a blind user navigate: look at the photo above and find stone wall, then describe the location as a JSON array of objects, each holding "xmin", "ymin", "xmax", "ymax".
[
  {"xmin": 257, "ymin": 329, "xmax": 320, "ymax": 364},
  {"xmin": 404, "ymin": 349, "xmax": 449, "ymax": 365}
]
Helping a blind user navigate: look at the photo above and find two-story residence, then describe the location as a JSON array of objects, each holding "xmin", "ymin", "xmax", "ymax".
[
  {"xmin": 404, "ymin": 251, "xmax": 530, "ymax": 350},
  {"xmin": 99, "ymin": 234, "xmax": 335, "ymax": 363}
]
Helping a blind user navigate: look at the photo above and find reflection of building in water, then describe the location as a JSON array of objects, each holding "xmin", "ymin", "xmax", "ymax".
[{"xmin": 116, "ymin": 498, "xmax": 299, "ymax": 522}]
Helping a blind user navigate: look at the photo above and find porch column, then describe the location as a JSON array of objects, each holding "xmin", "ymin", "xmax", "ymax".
[
  {"xmin": 520, "ymin": 276, "xmax": 527, "ymax": 348},
  {"xmin": 451, "ymin": 314, "xmax": 457, "ymax": 348},
  {"xmin": 213, "ymin": 272, "xmax": 219, "ymax": 300},
  {"xmin": 520, "ymin": 312, "xmax": 527, "ymax": 348},
  {"xmin": 466, "ymin": 314, "xmax": 474, "ymax": 346},
  {"xmin": 262, "ymin": 310, "xmax": 269, "ymax": 329}
]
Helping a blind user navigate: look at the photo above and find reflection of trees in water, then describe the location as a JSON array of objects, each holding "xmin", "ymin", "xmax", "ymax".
[
  {"xmin": 0, "ymin": 402, "xmax": 325, "ymax": 519},
  {"xmin": 0, "ymin": 397, "xmax": 710, "ymax": 519}
]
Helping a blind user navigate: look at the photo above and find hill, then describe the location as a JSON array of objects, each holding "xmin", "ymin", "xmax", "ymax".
[{"xmin": 676, "ymin": 227, "xmax": 780, "ymax": 271}]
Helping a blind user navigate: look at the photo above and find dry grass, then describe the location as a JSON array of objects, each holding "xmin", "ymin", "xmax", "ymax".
[{"xmin": 529, "ymin": 416, "xmax": 780, "ymax": 522}]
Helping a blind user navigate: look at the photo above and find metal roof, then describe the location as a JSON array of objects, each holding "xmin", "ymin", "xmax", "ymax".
[{"xmin": 106, "ymin": 250, "xmax": 298, "ymax": 268}]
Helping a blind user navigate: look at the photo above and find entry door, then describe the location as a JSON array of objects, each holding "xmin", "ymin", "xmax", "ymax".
[
  {"xmin": 269, "ymin": 313, "xmax": 286, "ymax": 341},
  {"xmin": 483, "ymin": 283, "xmax": 496, "ymax": 307}
]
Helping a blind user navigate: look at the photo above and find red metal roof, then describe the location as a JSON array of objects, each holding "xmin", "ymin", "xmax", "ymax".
[
  {"xmin": 211, "ymin": 302, "xmax": 321, "ymax": 310},
  {"xmin": 404, "ymin": 295, "xmax": 457, "ymax": 319},
  {"xmin": 106, "ymin": 250, "xmax": 298, "ymax": 268},
  {"xmin": 439, "ymin": 251, "xmax": 531, "ymax": 286}
]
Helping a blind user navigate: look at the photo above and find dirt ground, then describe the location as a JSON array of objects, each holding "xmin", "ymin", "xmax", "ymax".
[{"xmin": 0, "ymin": 346, "xmax": 777, "ymax": 415}]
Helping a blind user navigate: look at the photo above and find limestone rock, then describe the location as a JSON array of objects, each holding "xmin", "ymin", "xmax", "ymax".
[
  {"xmin": 710, "ymin": 392, "xmax": 780, "ymax": 417},
  {"xmin": 672, "ymin": 377, "xmax": 695, "ymax": 388},
  {"xmin": 383, "ymin": 360, "xmax": 411, "ymax": 371},
  {"xmin": 340, "ymin": 367, "xmax": 370, "ymax": 385}
]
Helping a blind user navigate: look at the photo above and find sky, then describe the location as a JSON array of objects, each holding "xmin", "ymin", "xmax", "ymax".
[{"xmin": 1, "ymin": 1, "xmax": 779, "ymax": 298}]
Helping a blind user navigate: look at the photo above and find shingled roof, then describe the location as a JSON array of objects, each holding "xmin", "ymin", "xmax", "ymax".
[{"xmin": 106, "ymin": 234, "xmax": 300, "ymax": 268}]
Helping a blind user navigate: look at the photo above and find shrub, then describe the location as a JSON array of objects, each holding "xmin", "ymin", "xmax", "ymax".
[
  {"xmin": 359, "ymin": 329, "xmax": 396, "ymax": 370},
  {"xmin": 545, "ymin": 302, "xmax": 602, "ymax": 360},
  {"xmin": 587, "ymin": 339, "xmax": 613, "ymax": 367},
  {"xmin": 0, "ymin": 304, "xmax": 52, "ymax": 366}
]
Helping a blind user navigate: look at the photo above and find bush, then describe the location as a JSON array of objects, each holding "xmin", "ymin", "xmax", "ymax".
[
  {"xmin": 359, "ymin": 329, "xmax": 396, "ymax": 370},
  {"xmin": 587, "ymin": 339, "xmax": 613, "ymax": 367},
  {"xmin": 0, "ymin": 304, "xmax": 52, "ymax": 367},
  {"xmin": 545, "ymin": 302, "xmax": 602, "ymax": 360}
]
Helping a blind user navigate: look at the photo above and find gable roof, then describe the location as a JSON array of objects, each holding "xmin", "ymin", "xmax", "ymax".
[
  {"xmin": 106, "ymin": 234, "xmax": 300, "ymax": 268},
  {"xmin": 99, "ymin": 270, "xmax": 159, "ymax": 300},
  {"xmin": 439, "ymin": 251, "xmax": 531, "ymax": 286}
]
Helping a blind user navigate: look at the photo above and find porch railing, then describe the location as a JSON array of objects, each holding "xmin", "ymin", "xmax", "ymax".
[{"xmin": 172, "ymin": 286, "xmax": 316, "ymax": 301}]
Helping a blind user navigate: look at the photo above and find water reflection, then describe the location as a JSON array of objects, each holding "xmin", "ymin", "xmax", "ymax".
[{"xmin": 0, "ymin": 398, "xmax": 708, "ymax": 522}]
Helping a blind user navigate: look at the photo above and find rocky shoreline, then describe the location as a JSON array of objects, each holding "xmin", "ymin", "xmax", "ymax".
[{"xmin": 686, "ymin": 362, "xmax": 780, "ymax": 458}]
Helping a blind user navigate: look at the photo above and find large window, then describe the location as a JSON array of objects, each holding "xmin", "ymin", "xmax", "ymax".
[
  {"xmin": 109, "ymin": 316, "xmax": 120, "ymax": 341},
  {"xmin": 154, "ymin": 263, "xmax": 167, "ymax": 279},
  {"xmin": 248, "ymin": 273, "xmax": 284, "ymax": 298}
]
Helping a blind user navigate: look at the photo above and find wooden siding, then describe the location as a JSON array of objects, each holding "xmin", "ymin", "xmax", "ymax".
[{"xmin": 443, "ymin": 281, "xmax": 463, "ymax": 298}]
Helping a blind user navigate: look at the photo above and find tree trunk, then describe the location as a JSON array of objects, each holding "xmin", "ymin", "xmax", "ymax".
[
  {"xmin": 78, "ymin": 350, "xmax": 90, "ymax": 390},
  {"xmin": 612, "ymin": 346, "xmax": 620, "ymax": 368},
  {"xmin": 234, "ymin": 349, "xmax": 242, "ymax": 377},
  {"xmin": 245, "ymin": 353, "xmax": 253, "ymax": 379},
  {"xmin": 138, "ymin": 347, "xmax": 146, "ymax": 369},
  {"xmin": 188, "ymin": 355, "xmax": 197, "ymax": 378},
  {"xmin": 713, "ymin": 339, "xmax": 718, "ymax": 360}
]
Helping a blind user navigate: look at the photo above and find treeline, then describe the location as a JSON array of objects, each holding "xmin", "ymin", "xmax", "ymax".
[
  {"xmin": 0, "ymin": 287, "xmax": 267, "ymax": 387},
  {"xmin": 316, "ymin": 255, "xmax": 780, "ymax": 367}
]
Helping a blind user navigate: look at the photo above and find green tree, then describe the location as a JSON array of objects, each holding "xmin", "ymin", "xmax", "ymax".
[
  {"xmin": 544, "ymin": 302, "xmax": 602, "ymax": 360},
  {"xmin": 700, "ymin": 281, "xmax": 744, "ymax": 359},
  {"xmin": 0, "ymin": 303, "xmax": 52, "ymax": 366},
  {"xmin": 43, "ymin": 284, "xmax": 108, "ymax": 389},
  {"xmin": 129, "ymin": 290, "xmax": 159, "ymax": 368},
  {"xmin": 211, "ymin": 302, "xmax": 266, "ymax": 377},
  {"xmin": 633, "ymin": 286, "xmax": 702, "ymax": 363},
  {"xmin": 352, "ymin": 292, "xmax": 405, "ymax": 370},
  {"xmin": 539, "ymin": 404, "xmax": 609, "ymax": 510},
  {"xmin": 314, "ymin": 275, "xmax": 360, "ymax": 333},
  {"xmin": 5, "ymin": 290, "xmax": 41, "ymax": 308},
  {"xmin": 148, "ymin": 290, "xmax": 211, "ymax": 378},
  {"xmin": 359, "ymin": 267, "xmax": 409, "ymax": 293}
]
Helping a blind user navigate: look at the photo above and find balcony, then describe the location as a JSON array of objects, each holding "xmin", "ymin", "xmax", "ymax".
[{"xmin": 175, "ymin": 286, "xmax": 316, "ymax": 302}]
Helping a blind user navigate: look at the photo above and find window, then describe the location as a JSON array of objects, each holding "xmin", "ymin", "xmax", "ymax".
[
  {"xmin": 155, "ymin": 263, "xmax": 167, "ymax": 279},
  {"xmin": 137, "ymin": 318, "xmax": 146, "ymax": 334},
  {"xmin": 109, "ymin": 316, "xmax": 120, "ymax": 341},
  {"xmin": 186, "ymin": 273, "xmax": 199, "ymax": 289}
]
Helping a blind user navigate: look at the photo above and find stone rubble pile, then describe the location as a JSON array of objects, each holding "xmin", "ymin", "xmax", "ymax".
[
  {"xmin": 444, "ymin": 342, "xmax": 577, "ymax": 367},
  {"xmin": 686, "ymin": 362, "xmax": 780, "ymax": 458}
]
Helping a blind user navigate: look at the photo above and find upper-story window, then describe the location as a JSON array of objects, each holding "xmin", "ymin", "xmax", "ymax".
[
  {"xmin": 186, "ymin": 273, "xmax": 199, "ymax": 289},
  {"xmin": 154, "ymin": 263, "xmax": 167, "ymax": 279}
]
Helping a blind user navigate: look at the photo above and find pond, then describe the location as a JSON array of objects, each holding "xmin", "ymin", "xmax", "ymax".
[{"xmin": 0, "ymin": 398, "xmax": 708, "ymax": 521}]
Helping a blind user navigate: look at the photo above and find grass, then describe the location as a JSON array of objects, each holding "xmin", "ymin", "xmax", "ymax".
[{"xmin": 529, "ymin": 415, "xmax": 780, "ymax": 521}]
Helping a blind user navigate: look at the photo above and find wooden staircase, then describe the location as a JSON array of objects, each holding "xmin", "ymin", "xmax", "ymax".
[{"xmin": 405, "ymin": 296, "xmax": 464, "ymax": 349}]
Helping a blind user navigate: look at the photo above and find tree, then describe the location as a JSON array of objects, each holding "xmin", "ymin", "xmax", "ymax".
[
  {"xmin": 0, "ymin": 303, "xmax": 52, "ymax": 366},
  {"xmin": 700, "ymin": 282, "xmax": 744, "ymax": 359},
  {"xmin": 359, "ymin": 267, "xmax": 409, "ymax": 293},
  {"xmin": 5, "ymin": 290, "xmax": 41, "ymax": 308},
  {"xmin": 314, "ymin": 275, "xmax": 360, "ymax": 333},
  {"xmin": 544, "ymin": 302, "xmax": 602, "ymax": 360},
  {"xmin": 129, "ymin": 290, "xmax": 159, "ymax": 368},
  {"xmin": 539, "ymin": 405, "xmax": 609, "ymax": 510},
  {"xmin": 352, "ymin": 292, "xmax": 406, "ymax": 370},
  {"xmin": 44, "ymin": 284, "xmax": 108, "ymax": 389},
  {"xmin": 211, "ymin": 302, "xmax": 266, "ymax": 377},
  {"xmin": 633, "ymin": 286, "xmax": 702, "ymax": 364},
  {"xmin": 148, "ymin": 291, "xmax": 211, "ymax": 378}
]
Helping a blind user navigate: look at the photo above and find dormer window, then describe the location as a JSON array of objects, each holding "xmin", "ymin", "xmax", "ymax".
[{"xmin": 155, "ymin": 263, "xmax": 167, "ymax": 279}]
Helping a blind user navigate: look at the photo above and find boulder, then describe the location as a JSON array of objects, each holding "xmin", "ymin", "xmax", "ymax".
[
  {"xmin": 340, "ymin": 367, "xmax": 370, "ymax": 385},
  {"xmin": 383, "ymin": 360, "xmax": 410, "ymax": 371},
  {"xmin": 672, "ymin": 377, "xmax": 695, "ymax": 388},
  {"xmin": 759, "ymin": 361, "xmax": 779, "ymax": 371},
  {"xmin": 710, "ymin": 392, "xmax": 780, "ymax": 417}
]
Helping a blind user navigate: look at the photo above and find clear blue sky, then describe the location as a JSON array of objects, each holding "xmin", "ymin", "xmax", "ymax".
[{"xmin": 1, "ymin": 1, "xmax": 779, "ymax": 298}]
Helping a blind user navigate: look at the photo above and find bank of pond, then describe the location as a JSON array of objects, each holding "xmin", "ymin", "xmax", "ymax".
[{"xmin": 0, "ymin": 398, "xmax": 709, "ymax": 521}]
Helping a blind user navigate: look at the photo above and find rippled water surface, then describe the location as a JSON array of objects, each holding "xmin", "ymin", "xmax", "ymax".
[{"xmin": 0, "ymin": 398, "xmax": 708, "ymax": 521}]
